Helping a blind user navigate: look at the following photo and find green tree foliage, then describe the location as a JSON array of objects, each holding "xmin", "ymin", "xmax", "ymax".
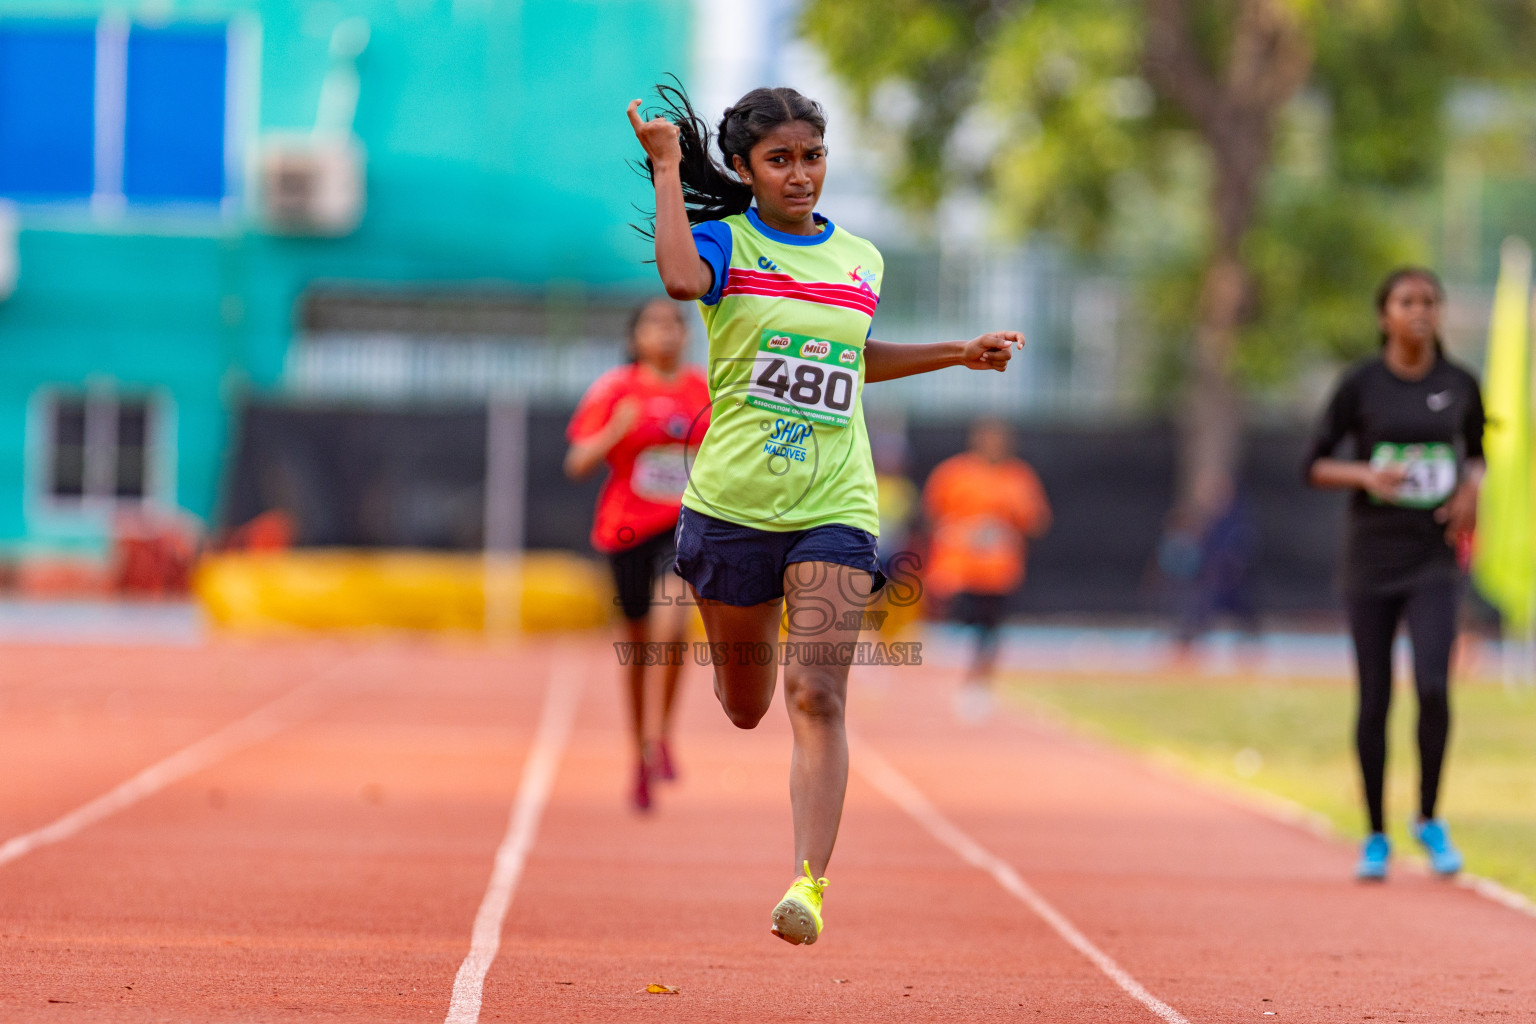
[{"xmin": 803, "ymin": 0, "xmax": 1536, "ymax": 505}]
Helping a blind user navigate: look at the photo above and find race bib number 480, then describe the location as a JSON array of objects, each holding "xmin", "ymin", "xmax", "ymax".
[
  {"xmin": 1370, "ymin": 442, "xmax": 1457, "ymax": 508},
  {"xmin": 746, "ymin": 329, "xmax": 861, "ymax": 428}
]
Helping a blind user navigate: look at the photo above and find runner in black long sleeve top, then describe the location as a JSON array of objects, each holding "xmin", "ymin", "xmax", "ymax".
[{"xmin": 1305, "ymin": 268, "xmax": 1484, "ymax": 881}]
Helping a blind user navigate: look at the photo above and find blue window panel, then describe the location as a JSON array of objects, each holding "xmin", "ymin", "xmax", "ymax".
[
  {"xmin": 0, "ymin": 24, "xmax": 96, "ymax": 200},
  {"xmin": 123, "ymin": 27, "xmax": 227, "ymax": 202}
]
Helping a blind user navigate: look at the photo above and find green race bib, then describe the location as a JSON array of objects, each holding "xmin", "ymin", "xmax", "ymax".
[
  {"xmin": 1370, "ymin": 442, "xmax": 1457, "ymax": 508},
  {"xmin": 746, "ymin": 329, "xmax": 861, "ymax": 428}
]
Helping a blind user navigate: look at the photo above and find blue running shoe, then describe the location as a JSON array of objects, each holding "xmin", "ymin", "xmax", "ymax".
[
  {"xmin": 1356, "ymin": 832, "xmax": 1390, "ymax": 881},
  {"xmin": 1412, "ymin": 818, "xmax": 1463, "ymax": 876}
]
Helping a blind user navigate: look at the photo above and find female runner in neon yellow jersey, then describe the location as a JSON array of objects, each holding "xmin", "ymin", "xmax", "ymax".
[{"xmin": 627, "ymin": 83, "xmax": 1024, "ymax": 945}]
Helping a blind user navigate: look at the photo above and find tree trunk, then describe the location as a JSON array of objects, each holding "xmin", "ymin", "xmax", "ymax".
[
  {"xmin": 1143, "ymin": 0, "xmax": 1313, "ymax": 523},
  {"xmin": 1175, "ymin": 121, "xmax": 1269, "ymax": 521},
  {"xmin": 1178, "ymin": 251, "xmax": 1246, "ymax": 520}
]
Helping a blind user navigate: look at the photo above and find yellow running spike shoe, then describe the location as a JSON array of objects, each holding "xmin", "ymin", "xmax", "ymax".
[{"xmin": 770, "ymin": 861, "xmax": 829, "ymax": 945}]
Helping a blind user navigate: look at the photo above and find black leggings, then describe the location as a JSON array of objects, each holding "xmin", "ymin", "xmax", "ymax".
[{"xmin": 1345, "ymin": 578, "xmax": 1456, "ymax": 833}]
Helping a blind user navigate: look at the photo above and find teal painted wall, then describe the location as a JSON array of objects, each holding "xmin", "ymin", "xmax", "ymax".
[{"xmin": 0, "ymin": 0, "xmax": 691, "ymax": 551}]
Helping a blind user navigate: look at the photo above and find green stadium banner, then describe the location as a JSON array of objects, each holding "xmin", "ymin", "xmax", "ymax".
[{"xmin": 1472, "ymin": 238, "xmax": 1535, "ymax": 632}]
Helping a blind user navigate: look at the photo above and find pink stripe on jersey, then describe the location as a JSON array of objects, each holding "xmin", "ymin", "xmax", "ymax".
[{"xmin": 722, "ymin": 269, "xmax": 879, "ymax": 317}]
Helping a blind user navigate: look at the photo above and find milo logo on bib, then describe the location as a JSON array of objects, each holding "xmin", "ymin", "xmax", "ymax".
[
  {"xmin": 746, "ymin": 328, "xmax": 861, "ymax": 428},
  {"xmin": 1370, "ymin": 442, "xmax": 1457, "ymax": 508}
]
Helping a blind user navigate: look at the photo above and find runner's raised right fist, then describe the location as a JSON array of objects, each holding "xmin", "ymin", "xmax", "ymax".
[{"xmin": 627, "ymin": 99, "xmax": 682, "ymax": 169}]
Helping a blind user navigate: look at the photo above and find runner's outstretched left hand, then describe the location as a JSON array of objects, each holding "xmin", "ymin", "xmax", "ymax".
[{"xmin": 962, "ymin": 332, "xmax": 1025, "ymax": 372}]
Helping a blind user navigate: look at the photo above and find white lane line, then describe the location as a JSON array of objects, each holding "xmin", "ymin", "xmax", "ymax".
[
  {"xmin": 444, "ymin": 662, "xmax": 584, "ymax": 1024},
  {"xmin": 853, "ymin": 738, "xmax": 1193, "ymax": 1024},
  {"xmin": 0, "ymin": 653, "xmax": 360, "ymax": 869}
]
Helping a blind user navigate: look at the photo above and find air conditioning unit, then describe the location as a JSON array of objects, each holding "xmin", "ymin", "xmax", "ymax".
[{"xmin": 258, "ymin": 134, "xmax": 365, "ymax": 236}]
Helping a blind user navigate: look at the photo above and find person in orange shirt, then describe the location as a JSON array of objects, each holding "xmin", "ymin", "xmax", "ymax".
[{"xmin": 923, "ymin": 419, "xmax": 1051, "ymax": 720}]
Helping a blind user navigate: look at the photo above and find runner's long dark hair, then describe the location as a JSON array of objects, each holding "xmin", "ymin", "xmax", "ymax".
[
  {"xmin": 632, "ymin": 79, "xmax": 827, "ymax": 237},
  {"xmin": 1375, "ymin": 266, "xmax": 1445, "ymax": 354}
]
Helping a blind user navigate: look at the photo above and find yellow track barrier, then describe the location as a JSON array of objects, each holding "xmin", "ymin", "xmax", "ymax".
[{"xmin": 193, "ymin": 550, "xmax": 613, "ymax": 633}]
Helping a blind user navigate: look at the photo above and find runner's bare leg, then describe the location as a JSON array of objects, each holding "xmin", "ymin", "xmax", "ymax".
[
  {"xmin": 693, "ymin": 594, "xmax": 782, "ymax": 729},
  {"xmin": 654, "ymin": 596, "xmax": 689, "ymax": 739},
  {"xmin": 782, "ymin": 561, "xmax": 870, "ymax": 878},
  {"xmin": 620, "ymin": 618, "xmax": 653, "ymax": 758}
]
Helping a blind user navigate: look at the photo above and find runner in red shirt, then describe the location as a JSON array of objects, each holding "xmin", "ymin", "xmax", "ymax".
[{"xmin": 566, "ymin": 297, "xmax": 710, "ymax": 811}]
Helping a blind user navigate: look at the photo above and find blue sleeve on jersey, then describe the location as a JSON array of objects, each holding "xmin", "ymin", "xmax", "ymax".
[{"xmin": 691, "ymin": 220, "xmax": 732, "ymax": 306}]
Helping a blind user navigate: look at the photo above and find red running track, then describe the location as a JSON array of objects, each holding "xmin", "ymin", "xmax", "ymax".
[{"xmin": 0, "ymin": 638, "xmax": 1532, "ymax": 1022}]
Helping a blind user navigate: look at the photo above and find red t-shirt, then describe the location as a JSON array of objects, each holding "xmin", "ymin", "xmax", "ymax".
[{"xmin": 567, "ymin": 363, "xmax": 711, "ymax": 552}]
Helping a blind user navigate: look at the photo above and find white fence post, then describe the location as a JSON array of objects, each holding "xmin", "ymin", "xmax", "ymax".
[{"xmin": 483, "ymin": 400, "xmax": 527, "ymax": 634}]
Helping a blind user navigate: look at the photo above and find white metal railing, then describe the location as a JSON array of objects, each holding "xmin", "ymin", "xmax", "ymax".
[
  {"xmin": 284, "ymin": 327, "xmax": 1136, "ymax": 416},
  {"xmin": 283, "ymin": 247, "xmax": 1147, "ymax": 416},
  {"xmin": 285, "ymin": 334, "xmax": 629, "ymax": 403},
  {"xmin": 281, "ymin": 258, "xmax": 1493, "ymax": 417}
]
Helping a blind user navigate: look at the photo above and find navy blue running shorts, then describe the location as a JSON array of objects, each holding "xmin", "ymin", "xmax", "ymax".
[{"xmin": 673, "ymin": 506, "xmax": 887, "ymax": 607}]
